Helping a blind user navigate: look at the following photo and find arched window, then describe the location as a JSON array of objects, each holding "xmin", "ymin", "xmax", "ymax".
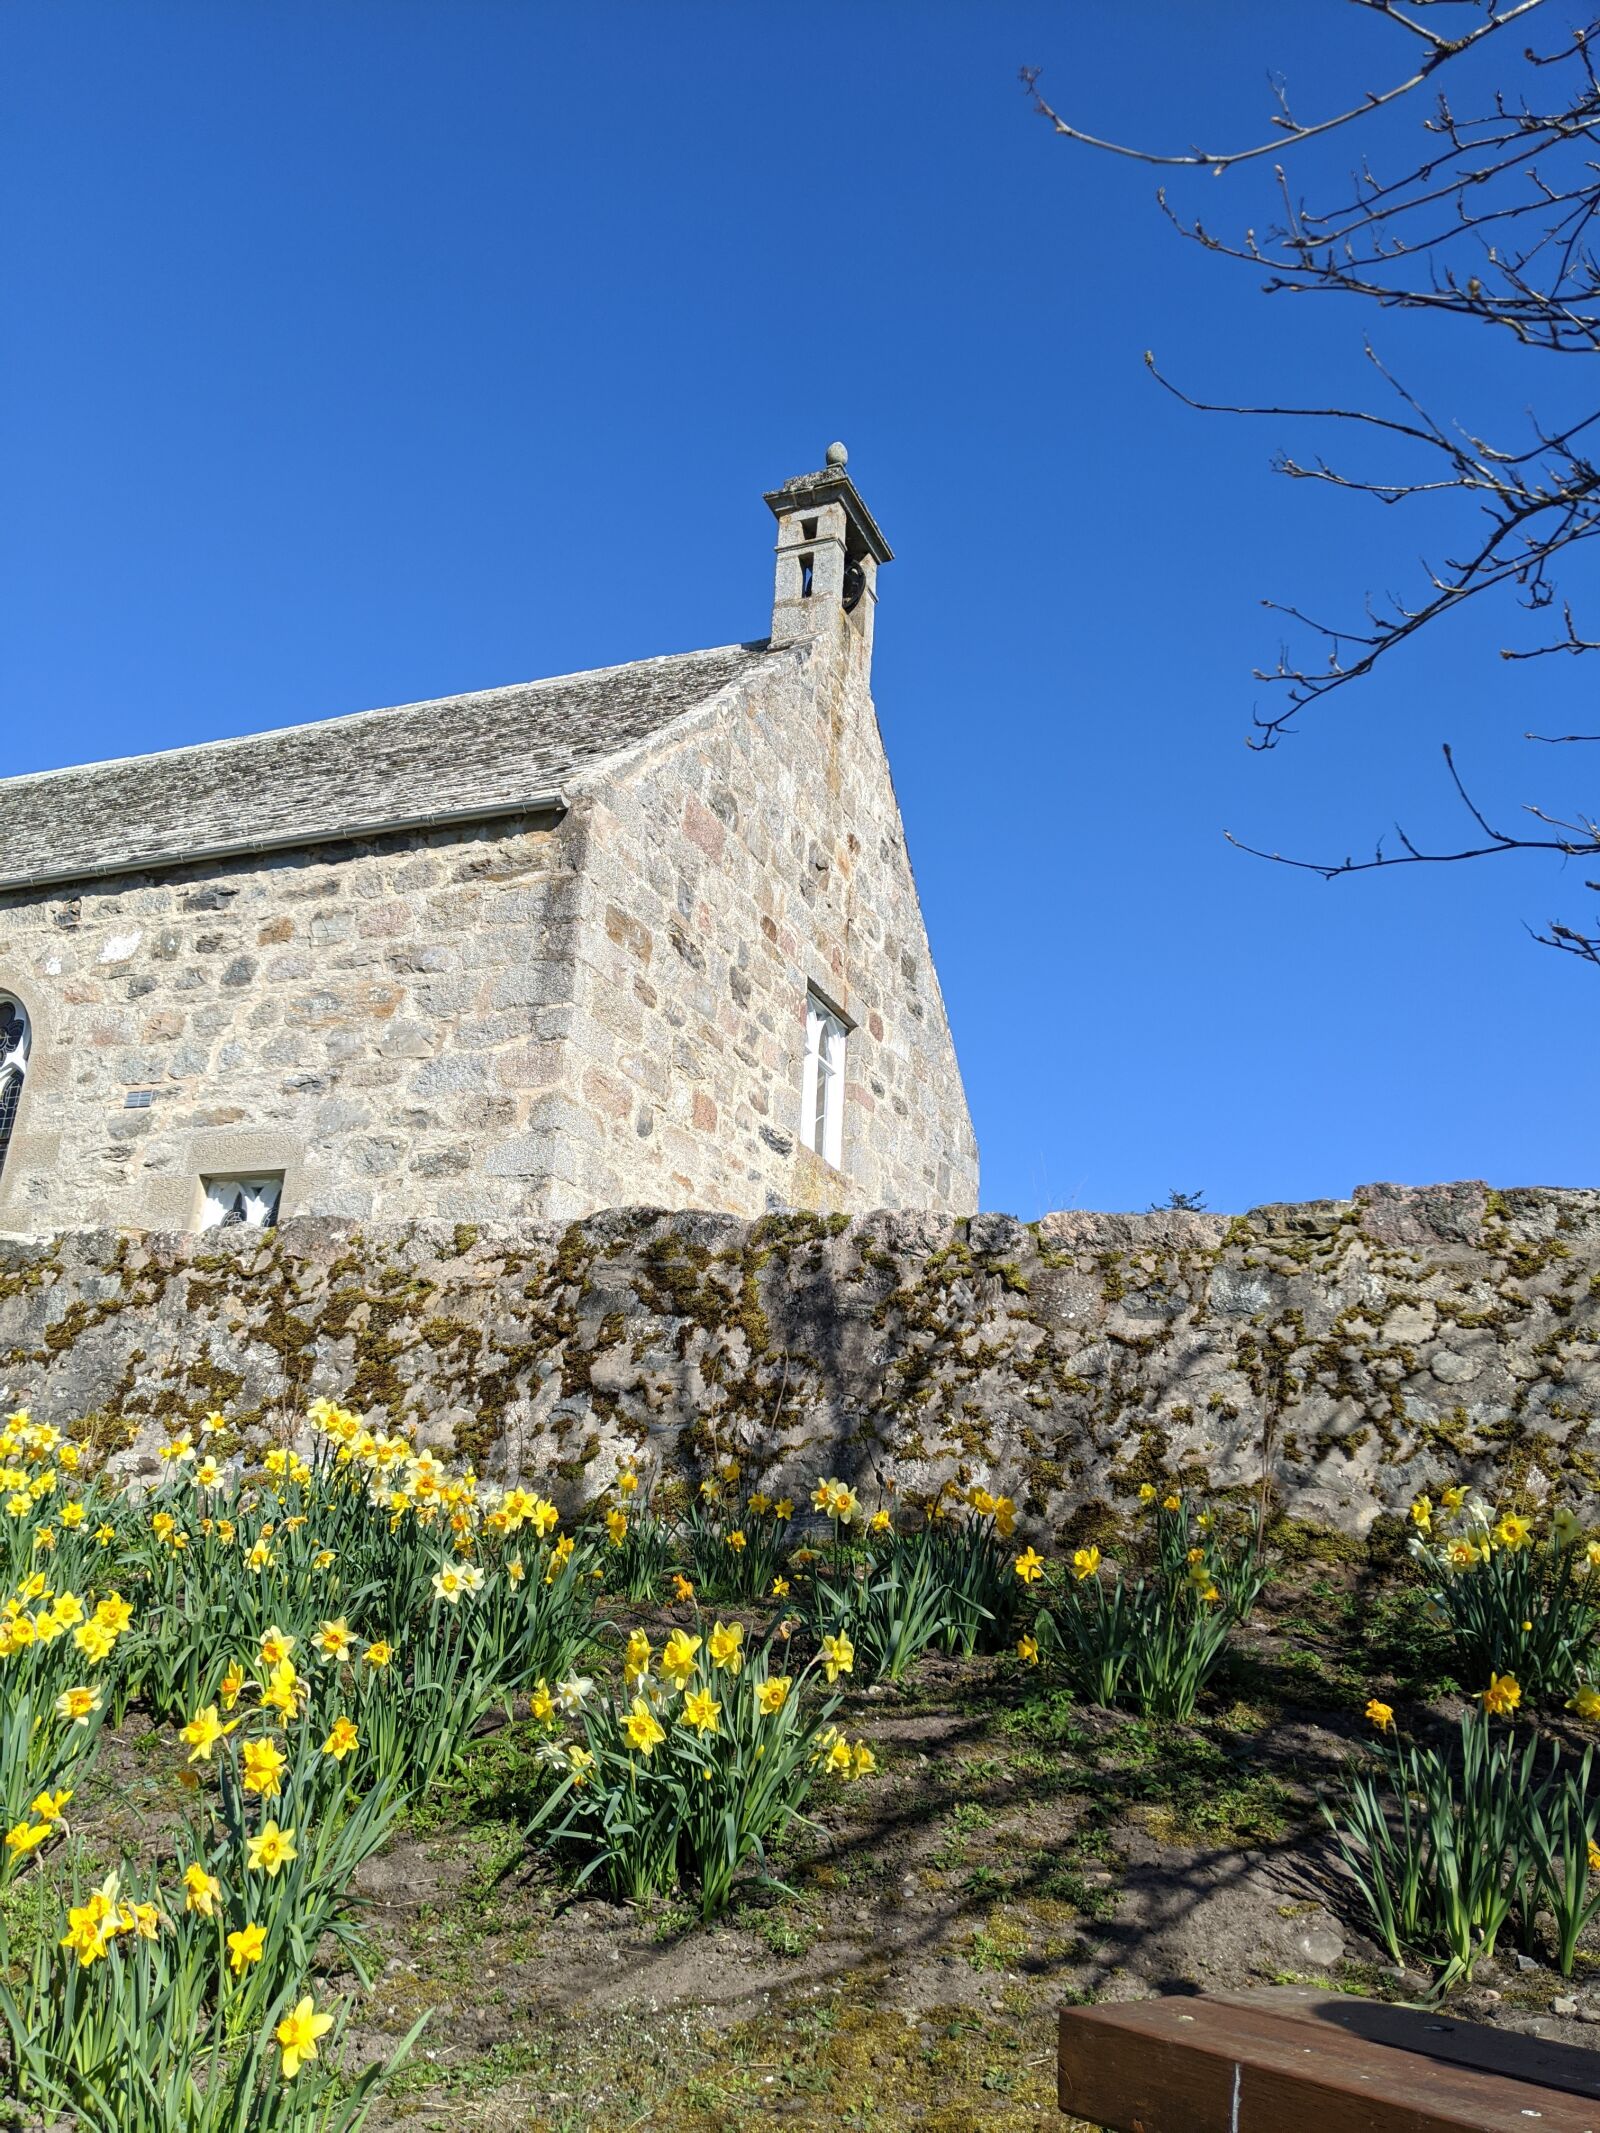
[{"xmin": 0, "ymin": 995, "xmax": 30, "ymax": 1187}]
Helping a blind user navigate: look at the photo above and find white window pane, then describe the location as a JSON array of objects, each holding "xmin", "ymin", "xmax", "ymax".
[
  {"xmin": 200, "ymin": 1174, "xmax": 283, "ymax": 1232},
  {"xmin": 800, "ymin": 993, "xmax": 847, "ymax": 1169}
]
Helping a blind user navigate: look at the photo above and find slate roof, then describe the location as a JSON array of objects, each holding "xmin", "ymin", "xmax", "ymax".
[{"xmin": 0, "ymin": 640, "xmax": 775, "ymax": 893}]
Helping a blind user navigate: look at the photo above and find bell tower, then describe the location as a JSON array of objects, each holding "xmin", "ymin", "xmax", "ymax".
[{"xmin": 764, "ymin": 442, "xmax": 893, "ymax": 663}]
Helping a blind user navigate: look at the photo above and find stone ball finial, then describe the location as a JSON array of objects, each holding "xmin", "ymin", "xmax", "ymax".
[{"xmin": 825, "ymin": 441, "xmax": 848, "ymax": 468}]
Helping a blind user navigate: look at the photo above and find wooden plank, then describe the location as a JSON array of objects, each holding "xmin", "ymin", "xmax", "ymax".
[
  {"xmin": 1213, "ymin": 1988, "xmax": 1600, "ymax": 2104},
  {"xmin": 1058, "ymin": 1997, "xmax": 1600, "ymax": 2133}
]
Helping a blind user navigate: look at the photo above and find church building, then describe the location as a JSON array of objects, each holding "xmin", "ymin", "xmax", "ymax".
[{"xmin": 0, "ymin": 451, "xmax": 978, "ymax": 1234}]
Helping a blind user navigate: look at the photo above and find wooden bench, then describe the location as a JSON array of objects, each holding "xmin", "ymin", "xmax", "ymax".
[{"xmin": 1059, "ymin": 1985, "xmax": 1600, "ymax": 2133}]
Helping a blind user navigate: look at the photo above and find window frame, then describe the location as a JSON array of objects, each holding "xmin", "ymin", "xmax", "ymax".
[
  {"xmin": 0, "ymin": 994, "xmax": 31, "ymax": 1191},
  {"xmin": 198, "ymin": 1173, "xmax": 284, "ymax": 1233},
  {"xmin": 800, "ymin": 991, "xmax": 849, "ymax": 1169}
]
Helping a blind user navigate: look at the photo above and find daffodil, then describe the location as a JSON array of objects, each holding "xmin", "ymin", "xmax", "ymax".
[
  {"xmin": 684, "ymin": 1687, "xmax": 721, "ymax": 1735},
  {"xmin": 623, "ymin": 1697, "xmax": 666, "ymax": 1758},
  {"xmin": 54, "ymin": 1685, "xmax": 100, "ymax": 1726},
  {"xmin": 1013, "ymin": 1548, "xmax": 1045, "ymax": 1585},
  {"xmin": 4, "ymin": 1820, "xmax": 50, "ymax": 1860},
  {"xmin": 1017, "ymin": 1634, "xmax": 1039, "ymax": 1665},
  {"xmin": 662, "ymin": 1629, "xmax": 701, "ymax": 1690},
  {"xmin": 180, "ymin": 1704, "xmax": 239, "ymax": 1762},
  {"xmin": 1481, "ymin": 1672, "xmax": 1522, "ymax": 1717},
  {"xmin": 821, "ymin": 1631, "xmax": 854, "ymax": 1683},
  {"xmin": 321, "ymin": 1716, "xmax": 359, "ymax": 1761},
  {"xmin": 624, "ymin": 1629, "xmax": 652, "ymax": 1686},
  {"xmin": 182, "ymin": 1864, "xmax": 221, "ymax": 1917},
  {"xmin": 1570, "ymin": 1686, "xmax": 1600, "ymax": 1723},
  {"xmin": 709, "ymin": 1620, "xmax": 745, "ymax": 1675},
  {"xmin": 757, "ymin": 1674, "xmax": 792, "ymax": 1715},
  {"xmin": 246, "ymin": 1820, "xmax": 298, "ymax": 1876},
  {"xmin": 257, "ymin": 1625, "xmax": 296, "ymax": 1667},
  {"xmin": 226, "ymin": 1921, "xmax": 266, "ymax": 1974},
  {"xmin": 315, "ymin": 1617, "xmax": 353, "ymax": 1661},
  {"xmin": 1070, "ymin": 1546, "xmax": 1100, "ymax": 1581},
  {"xmin": 241, "ymin": 1738, "xmax": 287, "ymax": 1799},
  {"xmin": 1365, "ymin": 1698, "xmax": 1395, "ymax": 1734}
]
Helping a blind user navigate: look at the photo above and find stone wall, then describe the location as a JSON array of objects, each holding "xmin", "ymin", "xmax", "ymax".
[
  {"xmin": 557, "ymin": 614, "xmax": 978, "ymax": 1219},
  {"xmin": 2, "ymin": 1181, "xmax": 1595, "ymax": 1533},
  {"xmin": 0, "ymin": 817, "xmax": 580, "ymax": 1230}
]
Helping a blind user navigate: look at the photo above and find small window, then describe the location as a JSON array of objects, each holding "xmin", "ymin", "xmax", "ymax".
[
  {"xmin": 199, "ymin": 1173, "xmax": 283, "ymax": 1232},
  {"xmin": 799, "ymin": 993, "xmax": 847, "ymax": 1168},
  {"xmin": 0, "ymin": 995, "xmax": 31, "ymax": 1188}
]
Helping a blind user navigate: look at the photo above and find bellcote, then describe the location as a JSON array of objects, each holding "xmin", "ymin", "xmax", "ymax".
[{"xmin": 764, "ymin": 443, "xmax": 893, "ymax": 662}]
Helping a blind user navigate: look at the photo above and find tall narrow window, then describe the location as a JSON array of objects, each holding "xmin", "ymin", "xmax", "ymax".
[
  {"xmin": 799, "ymin": 992, "xmax": 847, "ymax": 1168},
  {"xmin": 0, "ymin": 996, "xmax": 30, "ymax": 1188}
]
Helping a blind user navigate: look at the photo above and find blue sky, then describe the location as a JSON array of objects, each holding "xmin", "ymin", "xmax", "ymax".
[{"xmin": 3, "ymin": 2, "xmax": 1593, "ymax": 1218}]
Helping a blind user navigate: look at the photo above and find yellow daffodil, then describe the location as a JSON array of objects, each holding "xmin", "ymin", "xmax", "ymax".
[
  {"xmin": 321, "ymin": 1716, "xmax": 359, "ymax": 1761},
  {"xmin": 227, "ymin": 1921, "xmax": 266, "ymax": 1974},
  {"xmin": 260, "ymin": 1660, "xmax": 305, "ymax": 1720},
  {"xmin": 257, "ymin": 1626, "xmax": 295, "ymax": 1668},
  {"xmin": 757, "ymin": 1675, "xmax": 792, "ymax": 1715},
  {"xmin": 1494, "ymin": 1514, "xmax": 1533, "ymax": 1554},
  {"xmin": 182, "ymin": 1864, "xmax": 221, "ymax": 1917},
  {"xmin": 624, "ymin": 1630, "xmax": 653, "ymax": 1686},
  {"xmin": 1365, "ymin": 1698, "xmax": 1395, "ymax": 1734},
  {"xmin": 1481, "ymin": 1672, "xmax": 1522, "ymax": 1717},
  {"xmin": 245, "ymin": 1820, "xmax": 297, "ymax": 1876},
  {"xmin": 180, "ymin": 1705, "xmax": 239, "ymax": 1762},
  {"xmin": 684, "ymin": 1687, "xmax": 721, "ymax": 1735},
  {"xmin": 1570, "ymin": 1686, "xmax": 1600, "ymax": 1723},
  {"xmin": 4, "ymin": 1820, "xmax": 51, "ymax": 1860},
  {"xmin": 314, "ymin": 1618, "xmax": 353, "ymax": 1661},
  {"xmin": 623, "ymin": 1697, "xmax": 666, "ymax": 1758},
  {"xmin": 1013, "ymin": 1547, "xmax": 1045, "ymax": 1585},
  {"xmin": 662, "ymin": 1630, "xmax": 701, "ymax": 1690},
  {"xmin": 1017, "ymin": 1634, "xmax": 1039, "ymax": 1665},
  {"xmin": 771, "ymin": 1575, "xmax": 790, "ymax": 1598},
  {"xmin": 1071, "ymin": 1546, "xmax": 1101, "ymax": 1581},
  {"xmin": 821, "ymin": 1631, "xmax": 854, "ymax": 1683},
  {"xmin": 709, "ymin": 1620, "xmax": 745, "ymax": 1675},
  {"xmin": 363, "ymin": 1640, "xmax": 392, "ymax": 1668},
  {"xmin": 241, "ymin": 1739, "xmax": 287, "ymax": 1799},
  {"xmin": 1410, "ymin": 1495, "xmax": 1433, "ymax": 1532},
  {"xmin": 54, "ymin": 1685, "xmax": 100, "ymax": 1727},
  {"xmin": 671, "ymin": 1574, "xmax": 695, "ymax": 1601}
]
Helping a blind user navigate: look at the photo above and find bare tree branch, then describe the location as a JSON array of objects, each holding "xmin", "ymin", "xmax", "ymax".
[{"xmin": 1035, "ymin": 2, "xmax": 1600, "ymax": 964}]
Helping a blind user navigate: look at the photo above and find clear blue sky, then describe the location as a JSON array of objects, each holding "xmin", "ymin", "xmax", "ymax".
[{"xmin": 3, "ymin": 2, "xmax": 1593, "ymax": 1218}]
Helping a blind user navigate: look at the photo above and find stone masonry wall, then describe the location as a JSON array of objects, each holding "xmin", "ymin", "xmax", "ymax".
[
  {"xmin": 2, "ymin": 1181, "xmax": 1597, "ymax": 1535},
  {"xmin": 551, "ymin": 616, "xmax": 978, "ymax": 1219},
  {"xmin": 0, "ymin": 818, "xmax": 582, "ymax": 1230}
]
